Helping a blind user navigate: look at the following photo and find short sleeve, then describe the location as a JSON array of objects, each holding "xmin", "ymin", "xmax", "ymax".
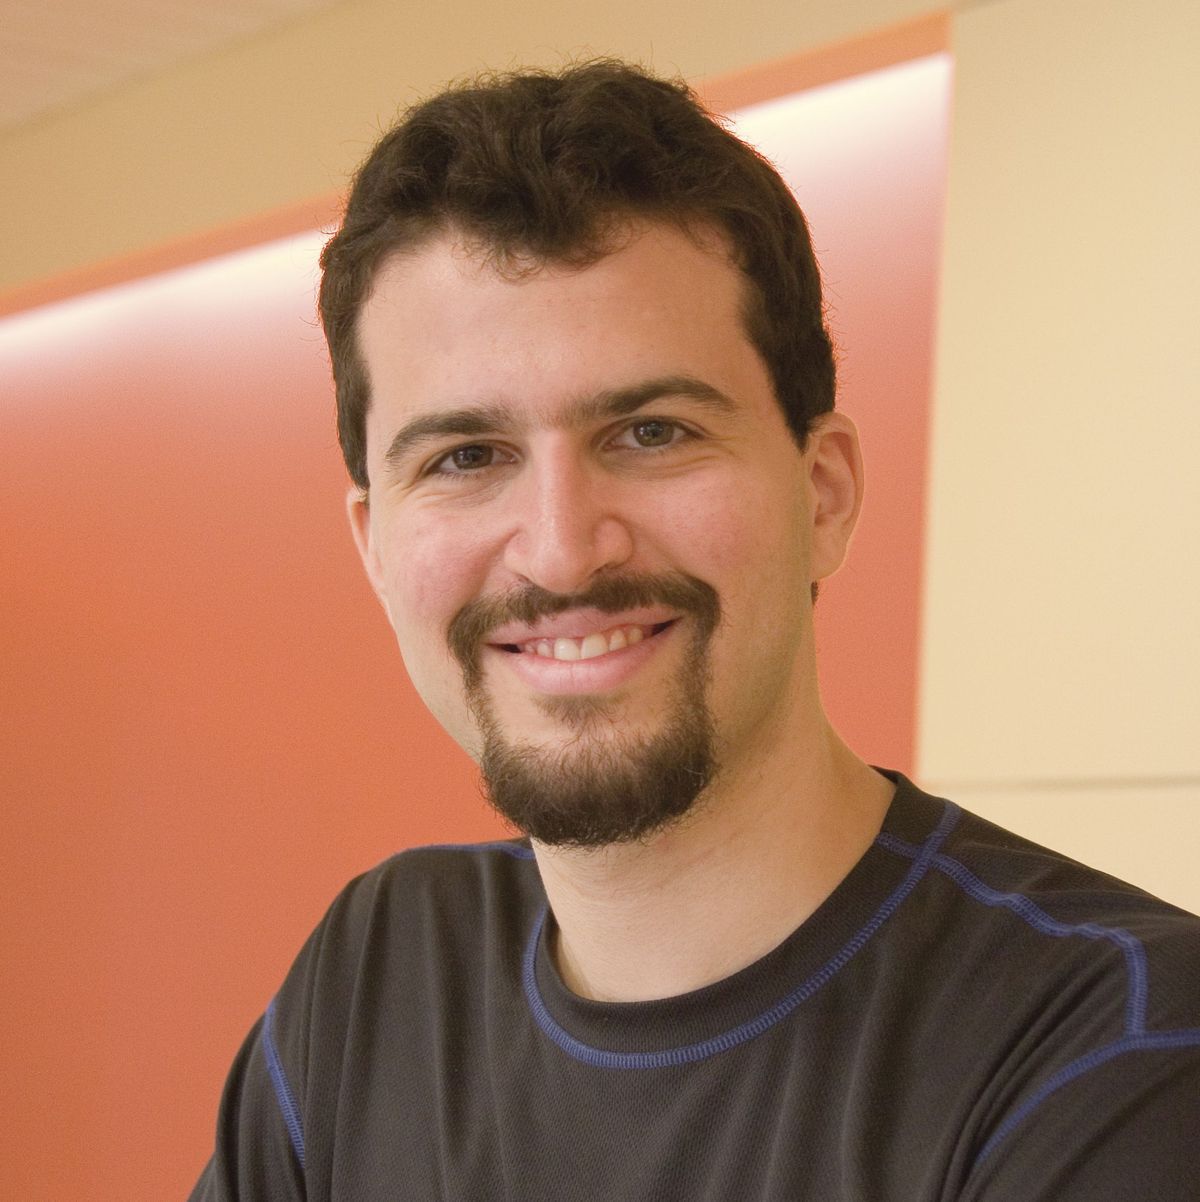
[
  {"xmin": 188, "ymin": 1009, "xmax": 306, "ymax": 1202},
  {"xmin": 962, "ymin": 1040, "xmax": 1200, "ymax": 1201}
]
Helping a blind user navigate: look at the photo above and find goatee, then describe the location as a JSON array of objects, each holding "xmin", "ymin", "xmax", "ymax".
[{"xmin": 448, "ymin": 573, "xmax": 720, "ymax": 848}]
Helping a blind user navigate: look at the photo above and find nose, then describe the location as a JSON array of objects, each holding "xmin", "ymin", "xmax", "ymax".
[{"xmin": 501, "ymin": 446, "xmax": 635, "ymax": 594}]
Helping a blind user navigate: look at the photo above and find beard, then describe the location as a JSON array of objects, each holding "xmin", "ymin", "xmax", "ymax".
[{"xmin": 447, "ymin": 573, "xmax": 721, "ymax": 849}]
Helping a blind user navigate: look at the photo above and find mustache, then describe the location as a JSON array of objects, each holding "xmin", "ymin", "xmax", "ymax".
[{"xmin": 448, "ymin": 572, "xmax": 721, "ymax": 683}]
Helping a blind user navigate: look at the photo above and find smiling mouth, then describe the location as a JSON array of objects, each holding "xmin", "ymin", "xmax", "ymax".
[{"xmin": 496, "ymin": 620, "xmax": 676, "ymax": 662}]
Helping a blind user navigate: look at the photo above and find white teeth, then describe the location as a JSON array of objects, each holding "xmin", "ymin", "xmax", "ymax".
[
  {"xmin": 553, "ymin": 637, "xmax": 581, "ymax": 661},
  {"xmin": 520, "ymin": 623, "xmax": 660, "ymax": 660},
  {"xmin": 579, "ymin": 633, "xmax": 609, "ymax": 660}
]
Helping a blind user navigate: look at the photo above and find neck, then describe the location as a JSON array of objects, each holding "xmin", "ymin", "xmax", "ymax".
[{"xmin": 531, "ymin": 720, "xmax": 894, "ymax": 1002}]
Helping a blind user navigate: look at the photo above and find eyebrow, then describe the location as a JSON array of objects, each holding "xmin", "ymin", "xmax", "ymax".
[{"xmin": 382, "ymin": 374, "xmax": 737, "ymax": 471}]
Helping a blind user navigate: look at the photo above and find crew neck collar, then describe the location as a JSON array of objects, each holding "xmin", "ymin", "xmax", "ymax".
[{"xmin": 524, "ymin": 772, "xmax": 954, "ymax": 1066}]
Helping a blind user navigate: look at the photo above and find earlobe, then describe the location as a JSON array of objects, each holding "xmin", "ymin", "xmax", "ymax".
[{"xmin": 806, "ymin": 412, "xmax": 866, "ymax": 582}]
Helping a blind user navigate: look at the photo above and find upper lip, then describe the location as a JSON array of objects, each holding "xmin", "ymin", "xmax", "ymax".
[{"xmin": 485, "ymin": 607, "xmax": 679, "ymax": 646}]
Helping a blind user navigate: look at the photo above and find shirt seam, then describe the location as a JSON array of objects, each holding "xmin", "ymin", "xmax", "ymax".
[
  {"xmin": 875, "ymin": 830, "xmax": 1200, "ymax": 1168},
  {"xmin": 263, "ymin": 995, "xmax": 306, "ymax": 1170},
  {"xmin": 522, "ymin": 800, "xmax": 962, "ymax": 1068}
]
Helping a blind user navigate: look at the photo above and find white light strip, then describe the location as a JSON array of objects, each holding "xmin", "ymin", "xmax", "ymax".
[{"xmin": 0, "ymin": 229, "xmax": 328, "ymax": 375}]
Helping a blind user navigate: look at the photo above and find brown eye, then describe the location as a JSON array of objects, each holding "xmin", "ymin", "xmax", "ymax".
[
  {"xmin": 630, "ymin": 420, "xmax": 675, "ymax": 447},
  {"xmin": 447, "ymin": 444, "xmax": 493, "ymax": 470}
]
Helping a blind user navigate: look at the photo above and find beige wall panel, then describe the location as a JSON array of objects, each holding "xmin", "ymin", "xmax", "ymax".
[
  {"xmin": 0, "ymin": 0, "xmax": 942, "ymax": 293},
  {"xmin": 919, "ymin": 0, "xmax": 1200, "ymax": 782},
  {"xmin": 933, "ymin": 780, "xmax": 1200, "ymax": 915}
]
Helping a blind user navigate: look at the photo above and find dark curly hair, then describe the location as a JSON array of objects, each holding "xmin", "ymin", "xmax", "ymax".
[{"xmin": 319, "ymin": 60, "xmax": 835, "ymax": 491}]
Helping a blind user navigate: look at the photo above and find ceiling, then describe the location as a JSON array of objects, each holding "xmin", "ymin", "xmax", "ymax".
[{"xmin": 0, "ymin": 0, "xmax": 345, "ymax": 132}]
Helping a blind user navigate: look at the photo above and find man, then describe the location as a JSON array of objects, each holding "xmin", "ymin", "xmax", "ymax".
[{"xmin": 192, "ymin": 61, "xmax": 1200, "ymax": 1199}]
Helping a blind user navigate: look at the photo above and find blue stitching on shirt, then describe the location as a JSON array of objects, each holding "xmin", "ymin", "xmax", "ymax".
[
  {"xmin": 972, "ymin": 1028, "xmax": 1200, "ymax": 1166},
  {"xmin": 935, "ymin": 853, "xmax": 1148, "ymax": 1033},
  {"xmin": 877, "ymin": 833, "xmax": 1149, "ymax": 1034},
  {"xmin": 258, "ymin": 842, "xmax": 529, "ymax": 1174},
  {"xmin": 876, "ymin": 828, "xmax": 1200, "ymax": 1169},
  {"xmin": 522, "ymin": 801, "xmax": 962, "ymax": 1068},
  {"xmin": 263, "ymin": 996, "xmax": 306, "ymax": 1169}
]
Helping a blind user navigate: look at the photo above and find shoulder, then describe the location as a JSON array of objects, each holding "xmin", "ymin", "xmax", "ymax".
[
  {"xmin": 307, "ymin": 837, "xmax": 541, "ymax": 967},
  {"xmin": 204, "ymin": 839, "xmax": 542, "ymax": 1186},
  {"xmin": 328, "ymin": 836, "xmax": 540, "ymax": 915},
  {"xmin": 880, "ymin": 774, "xmax": 1200, "ymax": 993},
  {"xmin": 269, "ymin": 837, "xmax": 542, "ymax": 1073},
  {"xmin": 874, "ymin": 773, "xmax": 1200, "ymax": 1066},
  {"xmin": 933, "ymin": 793, "xmax": 1198, "ymax": 979},
  {"xmin": 877, "ymin": 775, "xmax": 1200, "ymax": 1191},
  {"xmin": 877, "ymin": 774, "xmax": 1200, "ymax": 1184}
]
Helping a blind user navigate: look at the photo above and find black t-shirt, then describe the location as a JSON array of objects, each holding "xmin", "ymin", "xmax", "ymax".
[{"xmin": 191, "ymin": 773, "xmax": 1200, "ymax": 1199}]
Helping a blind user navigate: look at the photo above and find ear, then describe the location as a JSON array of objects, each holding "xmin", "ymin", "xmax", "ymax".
[
  {"xmin": 346, "ymin": 487, "xmax": 394, "ymax": 623},
  {"xmin": 805, "ymin": 411, "xmax": 866, "ymax": 582}
]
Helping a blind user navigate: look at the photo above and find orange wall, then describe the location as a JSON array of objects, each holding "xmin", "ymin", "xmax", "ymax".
[
  {"xmin": 0, "ymin": 49, "xmax": 948, "ymax": 1200},
  {"xmin": 0, "ymin": 241, "xmax": 508, "ymax": 1198},
  {"xmin": 727, "ymin": 54, "xmax": 950, "ymax": 770}
]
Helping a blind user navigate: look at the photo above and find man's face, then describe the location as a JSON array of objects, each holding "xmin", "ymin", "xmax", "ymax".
[{"xmin": 351, "ymin": 222, "xmax": 856, "ymax": 846}]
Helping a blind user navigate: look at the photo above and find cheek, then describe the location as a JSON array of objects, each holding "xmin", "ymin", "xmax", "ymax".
[
  {"xmin": 656, "ymin": 475, "xmax": 807, "ymax": 592},
  {"xmin": 653, "ymin": 477, "xmax": 748, "ymax": 566},
  {"xmin": 375, "ymin": 521, "xmax": 491, "ymax": 754},
  {"xmin": 658, "ymin": 476, "xmax": 812, "ymax": 693},
  {"xmin": 378, "ymin": 510, "xmax": 487, "ymax": 618},
  {"xmin": 374, "ymin": 514, "xmax": 494, "ymax": 686}
]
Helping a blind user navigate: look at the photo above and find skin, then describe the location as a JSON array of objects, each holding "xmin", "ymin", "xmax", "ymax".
[{"xmin": 350, "ymin": 220, "xmax": 894, "ymax": 1002}]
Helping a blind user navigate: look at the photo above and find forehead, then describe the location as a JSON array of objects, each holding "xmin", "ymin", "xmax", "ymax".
[
  {"xmin": 366, "ymin": 218, "xmax": 742, "ymax": 306},
  {"xmin": 355, "ymin": 221, "xmax": 769, "ymax": 437}
]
